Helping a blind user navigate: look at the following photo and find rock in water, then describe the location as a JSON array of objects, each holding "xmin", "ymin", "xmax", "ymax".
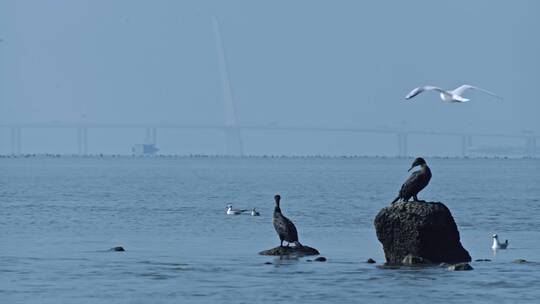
[
  {"xmin": 401, "ymin": 254, "xmax": 432, "ymax": 266},
  {"xmin": 259, "ymin": 245, "xmax": 319, "ymax": 257},
  {"xmin": 109, "ymin": 246, "xmax": 125, "ymax": 252},
  {"xmin": 447, "ymin": 263, "xmax": 473, "ymax": 271},
  {"xmin": 374, "ymin": 201, "xmax": 471, "ymax": 265}
]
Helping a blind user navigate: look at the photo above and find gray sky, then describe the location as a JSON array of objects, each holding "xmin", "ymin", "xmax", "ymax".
[{"xmin": 1, "ymin": 0, "xmax": 539, "ymax": 155}]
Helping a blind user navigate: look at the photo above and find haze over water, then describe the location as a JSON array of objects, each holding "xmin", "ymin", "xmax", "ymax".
[
  {"xmin": 1, "ymin": 0, "xmax": 539, "ymax": 155},
  {"xmin": 1, "ymin": 157, "xmax": 539, "ymax": 303}
]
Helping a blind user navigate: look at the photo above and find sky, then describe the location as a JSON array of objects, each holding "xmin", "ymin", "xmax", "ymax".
[{"xmin": 0, "ymin": 0, "xmax": 539, "ymax": 155}]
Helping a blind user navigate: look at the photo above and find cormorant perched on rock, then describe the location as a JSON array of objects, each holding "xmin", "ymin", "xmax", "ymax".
[
  {"xmin": 391, "ymin": 157, "xmax": 432, "ymax": 204},
  {"xmin": 272, "ymin": 195, "xmax": 301, "ymax": 247}
]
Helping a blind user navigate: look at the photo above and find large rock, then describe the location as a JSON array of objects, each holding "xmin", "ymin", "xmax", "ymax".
[
  {"xmin": 259, "ymin": 245, "xmax": 319, "ymax": 257},
  {"xmin": 374, "ymin": 201, "xmax": 471, "ymax": 265}
]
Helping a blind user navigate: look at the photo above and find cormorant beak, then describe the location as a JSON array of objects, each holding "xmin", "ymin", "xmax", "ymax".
[{"xmin": 407, "ymin": 166, "xmax": 414, "ymax": 172}]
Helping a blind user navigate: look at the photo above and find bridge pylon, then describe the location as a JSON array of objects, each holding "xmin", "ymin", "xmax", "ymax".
[
  {"xmin": 213, "ymin": 17, "xmax": 244, "ymax": 156},
  {"xmin": 10, "ymin": 127, "xmax": 21, "ymax": 155},
  {"xmin": 461, "ymin": 135, "xmax": 473, "ymax": 157},
  {"xmin": 397, "ymin": 132, "xmax": 408, "ymax": 158},
  {"xmin": 77, "ymin": 127, "xmax": 88, "ymax": 155}
]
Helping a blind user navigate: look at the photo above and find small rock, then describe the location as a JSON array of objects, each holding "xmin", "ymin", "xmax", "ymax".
[
  {"xmin": 447, "ymin": 263, "xmax": 473, "ymax": 271},
  {"xmin": 314, "ymin": 257, "xmax": 327, "ymax": 262},
  {"xmin": 259, "ymin": 245, "xmax": 320, "ymax": 257},
  {"xmin": 402, "ymin": 254, "xmax": 432, "ymax": 266},
  {"xmin": 366, "ymin": 258, "xmax": 376, "ymax": 264},
  {"xmin": 474, "ymin": 259, "xmax": 491, "ymax": 262},
  {"xmin": 376, "ymin": 264, "xmax": 401, "ymax": 270},
  {"xmin": 110, "ymin": 246, "xmax": 125, "ymax": 252},
  {"xmin": 439, "ymin": 262, "xmax": 451, "ymax": 268},
  {"xmin": 513, "ymin": 259, "xmax": 528, "ymax": 264}
]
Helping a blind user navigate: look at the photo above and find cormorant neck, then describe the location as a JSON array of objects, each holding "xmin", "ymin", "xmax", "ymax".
[{"xmin": 274, "ymin": 200, "xmax": 281, "ymax": 211}]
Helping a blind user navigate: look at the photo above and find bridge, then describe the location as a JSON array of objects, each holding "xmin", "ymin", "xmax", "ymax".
[{"xmin": 0, "ymin": 121, "xmax": 537, "ymax": 157}]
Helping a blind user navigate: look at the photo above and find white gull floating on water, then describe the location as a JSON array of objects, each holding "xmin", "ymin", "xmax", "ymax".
[
  {"xmin": 226, "ymin": 205, "xmax": 247, "ymax": 215},
  {"xmin": 405, "ymin": 84, "xmax": 502, "ymax": 103},
  {"xmin": 492, "ymin": 234, "xmax": 509, "ymax": 249}
]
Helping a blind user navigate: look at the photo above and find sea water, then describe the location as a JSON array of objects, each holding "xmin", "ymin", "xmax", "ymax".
[{"xmin": 1, "ymin": 157, "xmax": 539, "ymax": 303}]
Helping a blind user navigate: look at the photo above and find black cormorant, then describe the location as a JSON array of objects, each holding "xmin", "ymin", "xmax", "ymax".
[
  {"xmin": 272, "ymin": 195, "xmax": 301, "ymax": 247},
  {"xmin": 391, "ymin": 157, "xmax": 432, "ymax": 204}
]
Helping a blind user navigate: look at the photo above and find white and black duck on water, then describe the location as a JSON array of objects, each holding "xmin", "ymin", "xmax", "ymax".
[
  {"xmin": 272, "ymin": 195, "xmax": 302, "ymax": 247},
  {"xmin": 391, "ymin": 157, "xmax": 432, "ymax": 204}
]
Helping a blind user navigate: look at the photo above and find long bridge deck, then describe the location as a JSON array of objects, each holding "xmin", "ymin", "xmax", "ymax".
[{"xmin": 0, "ymin": 122, "xmax": 537, "ymax": 157}]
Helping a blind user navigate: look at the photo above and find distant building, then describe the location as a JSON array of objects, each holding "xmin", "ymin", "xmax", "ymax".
[{"xmin": 132, "ymin": 144, "xmax": 159, "ymax": 156}]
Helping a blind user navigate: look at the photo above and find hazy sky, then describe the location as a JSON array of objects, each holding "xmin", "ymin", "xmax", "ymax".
[{"xmin": 1, "ymin": 0, "xmax": 539, "ymax": 155}]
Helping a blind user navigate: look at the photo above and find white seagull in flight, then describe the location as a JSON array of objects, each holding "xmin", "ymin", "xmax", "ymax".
[{"xmin": 405, "ymin": 84, "xmax": 502, "ymax": 103}]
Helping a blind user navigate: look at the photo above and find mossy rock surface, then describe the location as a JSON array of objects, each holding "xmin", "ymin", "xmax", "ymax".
[{"xmin": 259, "ymin": 245, "xmax": 319, "ymax": 257}]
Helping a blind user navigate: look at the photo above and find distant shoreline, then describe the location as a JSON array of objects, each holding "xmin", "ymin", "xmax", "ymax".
[{"xmin": 0, "ymin": 154, "xmax": 537, "ymax": 160}]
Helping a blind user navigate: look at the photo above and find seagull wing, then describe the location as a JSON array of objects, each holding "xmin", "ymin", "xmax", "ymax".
[
  {"xmin": 451, "ymin": 84, "xmax": 502, "ymax": 99},
  {"xmin": 405, "ymin": 86, "xmax": 446, "ymax": 100}
]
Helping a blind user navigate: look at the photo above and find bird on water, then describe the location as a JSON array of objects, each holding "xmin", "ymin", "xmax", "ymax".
[
  {"xmin": 272, "ymin": 195, "xmax": 302, "ymax": 247},
  {"xmin": 226, "ymin": 205, "xmax": 246, "ymax": 215},
  {"xmin": 492, "ymin": 234, "xmax": 508, "ymax": 250},
  {"xmin": 251, "ymin": 208, "xmax": 260, "ymax": 216},
  {"xmin": 405, "ymin": 84, "xmax": 501, "ymax": 103},
  {"xmin": 391, "ymin": 157, "xmax": 432, "ymax": 204}
]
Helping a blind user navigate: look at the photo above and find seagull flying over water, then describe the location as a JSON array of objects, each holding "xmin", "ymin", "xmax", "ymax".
[{"xmin": 405, "ymin": 84, "xmax": 502, "ymax": 103}]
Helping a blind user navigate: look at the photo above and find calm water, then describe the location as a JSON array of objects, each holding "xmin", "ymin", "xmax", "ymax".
[{"xmin": 1, "ymin": 157, "xmax": 540, "ymax": 303}]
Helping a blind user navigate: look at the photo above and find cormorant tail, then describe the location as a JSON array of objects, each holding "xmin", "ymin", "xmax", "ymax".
[
  {"xmin": 390, "ymin": 196, "xmax": 400, "ymax": 205},
  {"xmin": 294, "ymin": 241, "xmax": 303, "ymax": 248}
]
